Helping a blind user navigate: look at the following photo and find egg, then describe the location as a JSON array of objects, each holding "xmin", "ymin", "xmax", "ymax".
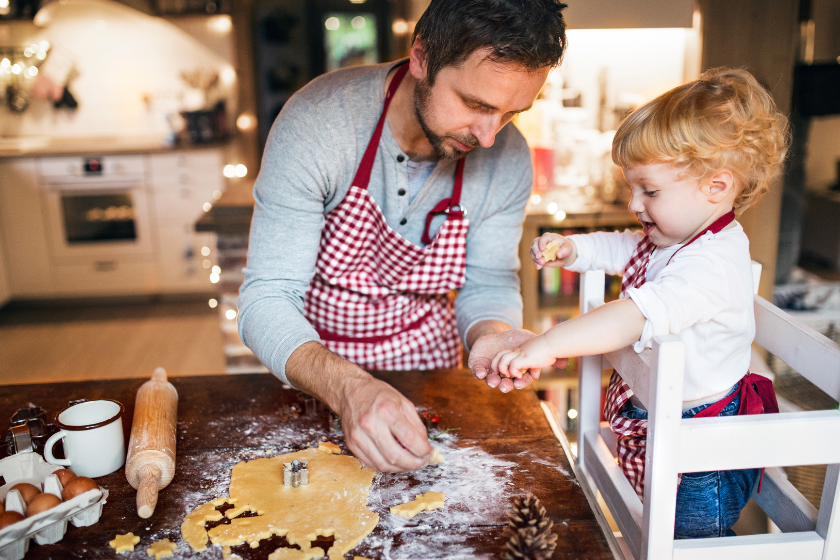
[
  {"xmin": 53, "ymin": 468, "xmax": 77, "ymax": 488},
  {"xmin": 9, "ymin": 483, "xmax": 40, "ymax": 504},
  {"xmin": 61, "ymin": 476, "xmax": 98, "ymax": 501},
  {"xmin": 0, "ymin": 511, "xmax": 25, "ymax": 530},
  {"xmin": 26, "ymin": 493, "xmax": 62, "ymax": 517}
]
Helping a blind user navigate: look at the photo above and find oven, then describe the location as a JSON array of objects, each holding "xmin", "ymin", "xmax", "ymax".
[{"xmin": 39, "ymin": 155, "xmax": 155, "ymax": 264}]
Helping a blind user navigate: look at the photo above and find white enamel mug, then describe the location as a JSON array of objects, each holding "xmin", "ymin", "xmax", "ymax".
[{"xmin": 44, "ymin": 399, "xmax": 126, "ymax": 478}]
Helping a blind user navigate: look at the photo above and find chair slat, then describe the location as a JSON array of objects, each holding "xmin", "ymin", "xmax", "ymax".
[
  {"xmin": 752, "ymin": 466, "xmax": 818, "ymax": 532},
  {"xmin": 676, "ymin": 411, "xmax": 840, "ymax": 471},
  {"xmin": 604, "ymin": 346, "xmax": 652, "ymax": 409},
  {"xmin": 583, "ymin": 430, "xmax": 643, "ymax": 560},
  {"xmin": 672, "ymin": 532, "xmax": 824, "ymax": 560},
  {"xmin": 754, "ymin": 295, "xmax": 840, "ymax": 401}
]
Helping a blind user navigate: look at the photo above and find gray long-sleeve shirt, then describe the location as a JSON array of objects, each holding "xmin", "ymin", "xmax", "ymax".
[{"xmin": 238, "ymin": 60, "xmax": 534, "ymax": 385}]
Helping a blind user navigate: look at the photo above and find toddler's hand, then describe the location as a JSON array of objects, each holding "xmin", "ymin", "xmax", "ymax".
[
  {"xmin": 491, "ymin": 335, "xmax": 556, "ymax": 380},
  {"xmin": 531, "ymin": 233, "xmax": 576, "ymax": 270}
]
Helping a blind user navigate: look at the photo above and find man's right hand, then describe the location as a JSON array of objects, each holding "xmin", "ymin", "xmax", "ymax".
[{"xmin": 285, "ymin": 341, "xmax": 432, "ymax": 472}]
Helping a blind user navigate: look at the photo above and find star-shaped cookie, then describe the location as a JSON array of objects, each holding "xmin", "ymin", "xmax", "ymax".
[
  {"xmin": 317, "ymin": 441, "xmax": 341, "ymax": 454},
  {"xmin": 147, "ymin": 538, "xmax": 177, "ymax": 558},
  {"xmin": 389, "ymin": 491, "xmax": 445, "ymax": 518},
  {"xmin": 109, "ymin": 532, "xmax": 140, "ymax": 553}
]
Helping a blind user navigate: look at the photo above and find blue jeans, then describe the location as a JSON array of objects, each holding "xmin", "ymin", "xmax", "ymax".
[{"xmin": 620, "ymin": 385, "xmax": 759, "ymax": 539}]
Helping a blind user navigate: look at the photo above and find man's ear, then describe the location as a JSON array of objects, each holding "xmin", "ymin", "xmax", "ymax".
[
  {"xmin": 409, "ymin": 36, "xmax": 428, "ymax": 81},
  {"xmin": 704, "ymin": 170, "xmax": 736, "ymax": 203}
]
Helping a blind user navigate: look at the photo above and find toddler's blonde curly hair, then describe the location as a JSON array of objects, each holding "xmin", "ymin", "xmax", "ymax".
[{"xmin": 612, "ymin": 67, "xmax": 790, "ymax": 211}]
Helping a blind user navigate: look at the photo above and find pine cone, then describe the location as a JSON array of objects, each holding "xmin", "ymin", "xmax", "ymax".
[
  {"xmin": 502, "ymin": 527, "xmax": 558, "ymax": 560},
  {"xmin": 502, "ymin": 494, "xmax": 558, "ymax": 560}
]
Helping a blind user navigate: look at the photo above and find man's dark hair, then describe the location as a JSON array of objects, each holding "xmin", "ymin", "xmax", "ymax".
[{"xmin": 412, "ymin": 0, "xmax": 568, "ymax": 85}]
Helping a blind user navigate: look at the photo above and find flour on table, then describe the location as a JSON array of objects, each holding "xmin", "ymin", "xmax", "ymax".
[{"xmin": 181, "ymin": 448, "xmax": 378, "ymax": 559}]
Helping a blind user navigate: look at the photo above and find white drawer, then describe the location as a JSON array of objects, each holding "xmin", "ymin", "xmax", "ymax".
[
  {"xmin": 153, "ymin": 187, "xmax": 215, "ymax": 222},
  {"xmin": 49, "ymin": 259, "xmax": 158, "ymax": 295},
  {"xmin": 38, "ymin": 155, "xmax": 146, "ymax": 180},
  {"xmin": 150, "ymin": 151, "xmax": 224, "ymax": 187}
]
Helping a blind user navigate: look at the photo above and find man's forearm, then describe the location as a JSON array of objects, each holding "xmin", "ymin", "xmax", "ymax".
[
  {"xmin": 285, "ymin": 341, "xmax": 371, "ymax": 414},
  {"xmin": 466, "ymin": 319, "xmax": 513, "ymax": 350}
]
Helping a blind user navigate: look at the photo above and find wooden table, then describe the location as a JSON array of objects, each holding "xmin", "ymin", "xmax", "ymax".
[{"xmin": 0, "ymin": 370, "xmax": 614, "ymax": 559}]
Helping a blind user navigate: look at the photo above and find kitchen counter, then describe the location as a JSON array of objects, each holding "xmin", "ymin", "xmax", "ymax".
[
  {"xmin": 0, "ymin": 136, "xmax": 230, "ymax": 158},
  {"xmin": 0, "ymin": 370, "xmax": 615, "ymax": 559}
]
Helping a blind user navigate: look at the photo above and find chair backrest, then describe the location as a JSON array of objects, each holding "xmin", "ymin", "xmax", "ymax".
[{"xmin": 573, "ymin": 268, "xmax": 840, "ymax": 560}]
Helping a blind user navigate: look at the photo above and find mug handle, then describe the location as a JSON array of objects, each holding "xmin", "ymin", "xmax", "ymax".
[{"xmin": 44, "ymin": 430, "xmax": 71, "ymax": 466}]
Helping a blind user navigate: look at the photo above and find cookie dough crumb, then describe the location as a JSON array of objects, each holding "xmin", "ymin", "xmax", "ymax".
[
  {"xmin": 541, "ymin": 240, "xmax": 560, "ymax": 261},
  {"xmin": 390, "ymin": 491, "xmax": 445, "ymax": 518},
  {"xmin": 429, "ymin": 448, "xmax": 444, "ymax": 464},
  {"xmin": 318, "ymin": 441, "xmax": 341, "ymax": 454},
  {"xmin": 109, "ymin": 532, "xmax": 141, "ymax": 553},
  {"xmin": 147, "ymin": 538, "xmax": 177, "ymax": 558}
]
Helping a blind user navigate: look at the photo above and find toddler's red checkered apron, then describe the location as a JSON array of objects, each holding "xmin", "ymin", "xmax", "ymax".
[
  {"xmin": 603, "ymin": 211, "xmax": 740, "ymax": 498},
  {"xmin": 303, "ymin": 62, "xmax": 468, "ymax": 370}
]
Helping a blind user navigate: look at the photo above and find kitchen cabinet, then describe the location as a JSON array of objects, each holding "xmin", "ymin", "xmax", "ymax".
[
  {"xmin": 0, "ymin": 226, "xmax": 10, "ymax": 308},
  {"xmin": 0, "ymin": 148, "xmax": 224, "ymax": 300}
]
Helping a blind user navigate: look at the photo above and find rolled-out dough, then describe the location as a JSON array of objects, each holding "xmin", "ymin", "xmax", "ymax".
[
  {"xmin": 181, "ymin": 448, "xmax": 378, "ymax": 560},
  {"xmin": 389, "ymin": 491, "xmax": 445, "ymax": 518}
]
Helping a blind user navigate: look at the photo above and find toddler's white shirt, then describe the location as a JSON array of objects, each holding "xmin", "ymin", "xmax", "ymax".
[{"xmin": 566, "ymin": 224, "xmax": 755, "ymax": 402}]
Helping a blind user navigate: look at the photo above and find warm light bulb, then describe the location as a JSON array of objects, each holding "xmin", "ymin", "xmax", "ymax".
[
  {"xmin": 1, "ymin": 59, "xmax": 10, "ymax": 68},
  {"xmin": 225, "ymin": 309, "xmax": 237, "ymax": 320},
  {"xmin": 213, "ymin": 190, "xmax": 222, "ymax": 200},
  {"xmin": 236, "ymin": 113, "xmax": 254, "ymax": 131},
  {"xmin": 392, "ymin": 19, "xmax": 408, "ymax": 35},
  {"xmin": 203, "ymin": 259, "xmax": 212, "ymax": 269},
  {"xmin": 209, "ymin": 15, "xmax": 232, "ymax": 33},
  {"xmin": 529, "ymin": 194, "xmax": 541, "ymax": 205},
  {"xmin": 201, "ymin": 246, "xmax": 211, "ymax": 256},
  {"xmin": 210, "ymin": 273, "xmax": 220, "ymax": 283},
  {"xmin": 11, "ymin": 64, "xmax": 21, "ymax": 74},
  {"xmin": 203, "ymin": 202, "xmax": 213, "ymax": 212},
  {"xmin": 26, "ymin": 67, "xmax": 37, "ymax": 77},
  {"xmin": 212, "ymin": 265, "xmax": 221, "ymax": 274},
  {"xmin": 553, "ymin": 210, "xmax": 567, "ymax": 222},
  {"xmin": 37, "ymin": 50, "xmax": 47, "ymax": 60},
  {"xmin": 235, "ymin": 164, "xmax": 247, "ymax": 177},
  {"xmin": 351, "ymin": 16, "xmax": 365, "ymax": 29},
  {"xmin": 208, "ymin": 298, "xmax": 218, "ymax": 308},
  {"xmin": 546, "ymin": 202, "xmax": 558, "ymax": 214},
  {"xmin": 325, "ymin": 17, "xmax": 340, "ymax": 31},
  {"xmin": 567, "ymin": 408, "xmax": 578, "ymax": 419},
  {"xmin": 223, "ymin": 164, "xmax": 235, "ymax": 178}
]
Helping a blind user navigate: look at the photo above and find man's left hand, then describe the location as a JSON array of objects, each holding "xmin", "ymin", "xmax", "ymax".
[{"xmin": 467, "ymin": 328, "xmax": 568, "ymax": 392}]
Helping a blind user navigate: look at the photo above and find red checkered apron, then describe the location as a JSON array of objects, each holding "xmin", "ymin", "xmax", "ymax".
[
  {"xmin": 303, "ymin": 62, "xmax": 468, "ymax": 371},
  {"xmin": 603, "ymin": 210, "xmax": 736, "ymax": 498}
]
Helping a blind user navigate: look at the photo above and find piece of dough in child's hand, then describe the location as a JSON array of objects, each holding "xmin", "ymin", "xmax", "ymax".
[
  {"xmin": 110, "ymin": 532, "xmax": 140, "ymax": 553},
  {"xmin": 541, "ymin": 240, "xmax": 560, "ymax": 261},
  {"xmin": 429, "ymin": 447, "xmax": 444, "ymax": 464},
  {"xmin": 390, "ymin": 491, "xmax": 445, "ymax": 518}
]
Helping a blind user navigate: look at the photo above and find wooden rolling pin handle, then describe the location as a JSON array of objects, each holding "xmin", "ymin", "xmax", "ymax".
[{"xmin": 137, "ymin": 462, "xmax": 162, "ymax": 519}]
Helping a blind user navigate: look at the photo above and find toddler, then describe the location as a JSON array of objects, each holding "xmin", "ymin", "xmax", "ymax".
[{"xmin": 493, "ymin": 67, "xmax": 789, "ymax": 538}]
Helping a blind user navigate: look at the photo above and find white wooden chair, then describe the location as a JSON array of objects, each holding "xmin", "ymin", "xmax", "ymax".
[{"xmin": 570, "ymin": 266, "xmax": 840, "ymax": 560}]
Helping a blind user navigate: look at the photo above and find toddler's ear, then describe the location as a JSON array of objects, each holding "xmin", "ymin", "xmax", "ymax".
[{"xmin": 704, "ymin": 170, "xmax": 736, "ymax": 202}]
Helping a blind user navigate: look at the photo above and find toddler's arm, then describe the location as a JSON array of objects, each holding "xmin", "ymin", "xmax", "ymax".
[
  {"xmin": 531, "ymin": 233, "xmax": 577, "ymax": 270},
  {"xmin": 492, "ymin": 298, "xmax": 646, "ymax": 379}
]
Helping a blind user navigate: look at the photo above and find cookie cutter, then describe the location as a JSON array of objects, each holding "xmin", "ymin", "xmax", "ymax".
[
  {"xmin": 4, "ymin": 404, "xmax": 57, "ymax": 456},
  {"xmin": 283, "ymin": 459, "xmax": 309, "ymax": 488}
]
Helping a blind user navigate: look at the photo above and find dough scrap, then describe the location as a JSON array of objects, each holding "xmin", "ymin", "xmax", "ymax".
[
  {"xmin": 429, "ymin": 448, "xmax": 444, "ymax": 464},
  {"xmin": 389, "ymin": 491, "xmax": 445, "ymax": 518},
  {"xmin": 541, "ymin": 240, "xmax": 560, "ymax": 262},
  {"xmin": 318, "ymin": 441, "xmax": 341, "ymax": 454},
  {"xmin": 147, "ymin": 538, "xmax": 177, "ymax": 558},
  {"xmin": 110, "ymin": 532, "xmax": 140, "ymax": 553},
  {"xmin": 181, "ymin": 448, "xmax": 378, "ymax": 560}
]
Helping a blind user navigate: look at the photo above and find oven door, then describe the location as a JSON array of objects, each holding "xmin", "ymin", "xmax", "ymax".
[{"xmin": 41, "ymin": 182, "xmax": 155, "ymax": 262}]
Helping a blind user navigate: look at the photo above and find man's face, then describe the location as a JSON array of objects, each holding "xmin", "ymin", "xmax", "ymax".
[{"xmin": 412, "ymin": 47, "xmax": 550, "ymax": 160}]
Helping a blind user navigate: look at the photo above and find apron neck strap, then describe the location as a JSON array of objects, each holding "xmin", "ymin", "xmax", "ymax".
[
  {"xmin": 421, "ymin": 158, "xmax": 466, "ymax": 245},
  {"xmin": 666, "ymin": 209, "xmax": 736, "ymax": 266},
  {"xmin": 351, "ymin": 62, "xmax": 410, "ymax": 190}
]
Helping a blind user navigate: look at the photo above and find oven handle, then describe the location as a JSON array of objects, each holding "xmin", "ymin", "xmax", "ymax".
[{"xmin": 40, "ymin": 179, "xmax": 146, "ymax": 191}]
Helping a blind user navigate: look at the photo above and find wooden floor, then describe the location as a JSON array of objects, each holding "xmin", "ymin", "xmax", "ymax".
[{"xmin": 0, "ymin": 298, "xmax": 226, "ymax": 384}]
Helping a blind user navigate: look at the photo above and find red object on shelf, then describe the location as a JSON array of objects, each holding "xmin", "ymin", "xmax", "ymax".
[
  {"xmin": 532, "ymin": 147, "xmax": 555, "ymax": 193},
  {"xmin": 561, "ymin": 268, "xmax": 577, "ymax": 296}
]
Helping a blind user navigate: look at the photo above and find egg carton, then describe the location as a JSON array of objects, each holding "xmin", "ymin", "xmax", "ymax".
[{"xmin": 0, "ymin": 452, "xmax": 108, "ymax": 560}]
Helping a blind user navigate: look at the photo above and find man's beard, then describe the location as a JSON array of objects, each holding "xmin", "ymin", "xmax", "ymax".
[{"xmin": 414, "ymin": 77, "xmax": 478, "ymax": 160}]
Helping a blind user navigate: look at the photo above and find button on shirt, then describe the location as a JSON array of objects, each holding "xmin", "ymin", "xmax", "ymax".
[{"xmin": 565, "ymin": 225, "xmax": 755, "ymax": 402}]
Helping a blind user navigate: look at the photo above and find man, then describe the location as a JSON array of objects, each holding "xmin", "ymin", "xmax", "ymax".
[{"xmin": 238, "ymin": 0, "xmax": 568, "ymax": 473}]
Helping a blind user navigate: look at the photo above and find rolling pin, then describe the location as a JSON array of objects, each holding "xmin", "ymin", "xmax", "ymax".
[{"xmin": 125, "ymin": 367, "xmax": 179, "ymax": 519}]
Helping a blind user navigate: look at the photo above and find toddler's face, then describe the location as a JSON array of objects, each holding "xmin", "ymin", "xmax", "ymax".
[{"xmin": 623, "ymin": 162, "xmax": 716, "ymax": 248}]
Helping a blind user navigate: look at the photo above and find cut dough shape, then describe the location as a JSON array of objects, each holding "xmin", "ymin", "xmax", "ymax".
[
  {"xmin": 354, "ymin": 557, "xmax": 375, "ymax": 560},
  {"xmin": 389, "ymin": 491, "xmax": 445, "ymax": 518},
  {"xmin": 146, "ymin": 538, "xmax": 177, "ymax": 558},
  {"xmin": 181, "ymin": 448, "xmax": 378, "ymax": 560},
  {"xmin": 541, "ymin": 240, "xmax": 560, "ymax": 262},
  {"xmin": 429, "ymin": 448, "xmax": 444, "ymax": 464},
  {"xmin": 318, "ymin": 441, "xmax": 341, "ymax": 454},
  {"xmin": 110, "ymin": 532, "xmax": 141, "ymax": 553},
  {"xmin": 268, "ymin": 547, "xmax": 325, "ymax": 560}
]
